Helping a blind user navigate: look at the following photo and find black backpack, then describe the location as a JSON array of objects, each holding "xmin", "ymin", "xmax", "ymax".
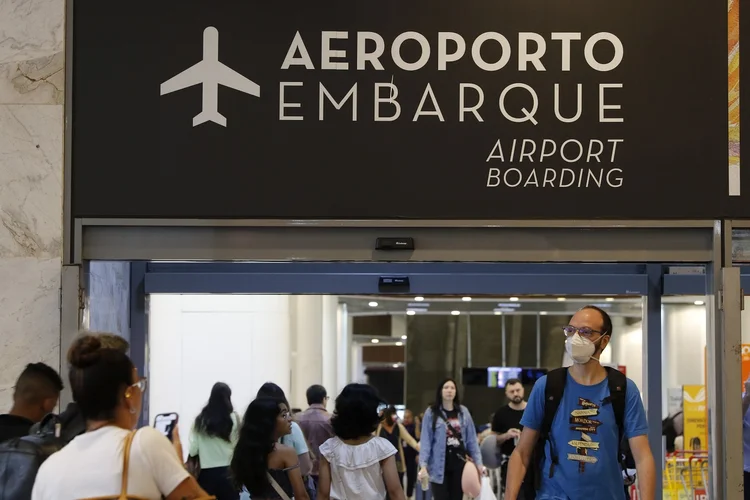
[
  {"xmin": 0, "ymin": 414, "xmax": 65, "ymax": 500},
  {"xmin": 534, "ymin": 367, "xmax": 635, "ymax": 489}
]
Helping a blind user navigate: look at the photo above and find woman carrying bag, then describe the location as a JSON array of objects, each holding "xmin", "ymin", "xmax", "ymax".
[
  {"xmin": 418, "ymin": 379, "xmax": 483, "ymax": 500},
  {"xmin": 31, "ymin": 334, "xmax": 212, "ymax": 500}
]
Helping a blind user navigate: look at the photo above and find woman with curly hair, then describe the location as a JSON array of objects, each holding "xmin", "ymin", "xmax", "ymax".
[
  {"xmin": 317, "ymin": 384, "xmax": 405, "ymax": 500},
  {"xmin": 230, "ymin": 397, "xmax": 310, "ymax": 500}
]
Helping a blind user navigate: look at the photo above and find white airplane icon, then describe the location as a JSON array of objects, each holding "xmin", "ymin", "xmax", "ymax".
[{"xmin": 160, "ymin": 27, "xmax": 260, "ymax": 127}]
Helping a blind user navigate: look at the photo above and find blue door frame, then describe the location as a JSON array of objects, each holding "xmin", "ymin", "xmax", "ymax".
[
  {"xmin": 133, "ymin": 260, "xmax": 722, "ymax": 498},
  {"xmin": 141, "ymin": 261, "xmax": 746, "ymax": 295}
]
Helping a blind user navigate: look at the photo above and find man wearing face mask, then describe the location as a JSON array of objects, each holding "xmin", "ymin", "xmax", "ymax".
[{"xmin": 504, "ymin": 306, "xmax": 655, "ymax": 500}]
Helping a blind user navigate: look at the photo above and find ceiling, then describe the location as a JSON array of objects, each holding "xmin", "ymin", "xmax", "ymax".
[{"xmin": 339, "ymin": 294, "xmax": 707, "ymax": 317}]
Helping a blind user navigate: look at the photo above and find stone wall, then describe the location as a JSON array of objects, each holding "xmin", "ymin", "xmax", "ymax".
[{"xmin": 0, "ymin": 0, "xmax": 65, "ymax": 412}]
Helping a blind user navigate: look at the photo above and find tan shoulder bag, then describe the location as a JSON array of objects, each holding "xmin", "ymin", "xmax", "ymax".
[{"xmin": 81, "ymin": 429, "xmax": 216, "ymax": 500}]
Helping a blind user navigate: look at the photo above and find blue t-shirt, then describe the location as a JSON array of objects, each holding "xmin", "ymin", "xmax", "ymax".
[{"xmin": 520, "ymin": 372, "xmax": 648, "ymax": 500}]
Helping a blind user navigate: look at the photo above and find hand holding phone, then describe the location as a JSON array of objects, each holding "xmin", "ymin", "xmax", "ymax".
[{"xmin": 154, "ymin": 412, "xmax": 179, "ymax": 441}]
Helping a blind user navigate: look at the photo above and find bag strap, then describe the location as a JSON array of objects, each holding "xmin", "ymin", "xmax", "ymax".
[
  {"xmin": 119, "ymin": 430, "xmax": 139, "ymax": 499},
  {"xmin": 605, "ymin": 367, "xmax": 627, "ymax": 435},
  {"xmin": 440, "ymin": 409, "xmax": 463, "ymax": 441},
  {"xmin": 538, "ymin": 368, "xmax": 567, "ymax": 481},
  {"xmin": 604, "ymin": 367, "xmax": 632, "ymax": 482},
  {"xmin": 267, "ymin": 472, "xmax": 293, "ymax": 500}
]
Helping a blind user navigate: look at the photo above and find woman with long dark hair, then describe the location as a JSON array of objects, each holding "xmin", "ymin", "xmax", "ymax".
[
  {"xmin": 418, "ymin": 378, "xmax": 483, "ymax": 500},
  {"xmin": 189, "ymin": 382, "xmax": 241, "ymax": 499},
  {"xmin": 256, "ymin": 382, "xmax": 313, "ymax": 477},
  {"xmin": 230, "ymin": 397, "xmax": 310, "ymax": 500},
  {"xmin": 317, "ymin": 384, "xmax": 405, "ymax": 500}
]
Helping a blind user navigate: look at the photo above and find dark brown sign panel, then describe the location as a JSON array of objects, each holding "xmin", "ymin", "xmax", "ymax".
[{"xmin": 72, "ymin": 0, "xmax": 728, "ymax": 219}]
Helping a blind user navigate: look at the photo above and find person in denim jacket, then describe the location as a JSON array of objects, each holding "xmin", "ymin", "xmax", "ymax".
[{"xmin": 418, "ymin": 379, "xmax": 483, "ymax": 500}]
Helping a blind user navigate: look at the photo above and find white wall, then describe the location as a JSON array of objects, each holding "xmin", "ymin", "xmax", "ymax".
[
  {"xmin": 337, "ymin": 303, "xmax": 352, "ymax": 396},
  {"xmin": 662, "ymin": 304, "xmax": 706, "ymax": 417},
  {"xmin": 150, "ymin": 294, "xmax": 292, "ymax": 458},
  {"xmin": 149, "ymin": 294, "xmax": 345, "ymax": 457},
  {"xmin": 609, "ymin": 319, "xmax": 643, "ymax": 392},
  {"xmin": 290, "ymin": 295, "xmax": 339, "ymax": 409}
]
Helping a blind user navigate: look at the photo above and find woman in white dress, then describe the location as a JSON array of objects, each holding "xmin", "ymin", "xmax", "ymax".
[{"xmin": 317, "ymin": 384, "xmax": 406, "ymax": 500}]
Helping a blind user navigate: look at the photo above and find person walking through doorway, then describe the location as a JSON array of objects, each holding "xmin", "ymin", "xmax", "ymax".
[
  {"xmin": 418, "ymin": 378, "xmax": 483, "ymax": 500},
  {"xmin": 188, "ymin": 382, "xmax": 241, "ymax": 500},
  {"xmin": 295, "ymin": 385, "xmax": 335, "ymax": 488},
  {"xmin": 505, "ymin": 306, "xmax": 656, "ymax": 500},
  {"xmin": 491, "ymin": 379, "xmax": 535, "ymax": 499}
]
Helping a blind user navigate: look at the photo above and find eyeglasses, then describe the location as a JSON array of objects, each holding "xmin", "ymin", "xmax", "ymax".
[
  {"xmin": 280, "ymin": 410, "xmax": 292, "ymax": 421},
  {"xmin": 562, "ymin": 325, "xmax": 604, "ymax": 339},
  {"xmin": 131, "ymin": 378, "xmax": 148, "ymax": 392}
]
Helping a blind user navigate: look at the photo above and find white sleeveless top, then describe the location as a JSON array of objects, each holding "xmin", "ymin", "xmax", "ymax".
[{"xmin": 319, "ymin": 436, "xmax": 397, "ymax": 500}]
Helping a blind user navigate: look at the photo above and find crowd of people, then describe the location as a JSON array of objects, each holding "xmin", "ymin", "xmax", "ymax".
[{"xmin": 0, "ymin": 305, "xmax": 659, "ymax": 500}]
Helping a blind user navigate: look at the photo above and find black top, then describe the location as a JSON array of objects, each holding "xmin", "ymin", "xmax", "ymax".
[
  {"xmin": 379, "ymin": 424, "xmax": 402, "ymax": 465},
  {"xmin": 403, "ymin": 422, "xmax": 418, "ymax": 462},
  {"xmin": 491, "ymin": 405, "xmax": 525, "ymax": 456},
  {"xmin": 263, "ymin": 467, "xmax": 296, "ymax": 499},
  {"xmin": 0, "ymin": 414, "xmax": 34, "ymax": 443}
]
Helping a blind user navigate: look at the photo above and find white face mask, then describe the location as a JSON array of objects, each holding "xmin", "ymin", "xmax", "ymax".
[{"xmin": 565, "ymin": 333, "xmax": 602, "ymax": 364}]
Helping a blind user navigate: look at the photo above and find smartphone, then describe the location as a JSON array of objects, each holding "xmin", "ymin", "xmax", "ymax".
[{"xmin": 154, "ymin": 412, "xmax": 179, "ymax": 441}]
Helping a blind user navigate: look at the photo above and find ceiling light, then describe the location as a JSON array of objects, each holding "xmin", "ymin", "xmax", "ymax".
[
  {"xmin": 462, "ymin": 297, "xmax": 472, "ymax": 302},
  {"xmin": 694, "ymin": 300, "xmax": 705, "ymax": 306},
  {"xmin": 451, "ymin": 310, "xmax": 461, "ymax": 316},
  {"xmin": 415, "ymin": 296, "xmax": 424, "ymax": 302},
  {"xmin": 406, "ymin": 310, "xmax": 416, "ymax": 316},
  {"xmin": 494, "ymin": 311, "xmax": 503, "ymax": 315},
  {"xmin": 396, "ymin": 342, "xmax": 404, "ymax": 346},
  {"xmin": 392, "ymin": 364, "xmax": 400, "ymax": 368},
  {"xmin": 605, "ymin": 297, "xmax": 615, "ymax": 302},
  {"xmin": 509, "ymin": 297, "xmax": 519, "ymax": 302},
  {"xmin": 371, "ymin": 339, "xmax": 380, "ymax": 344},
  {"xmin": 557, "ymin": 297, "xmax": 566, "ymax": 302},
  {"xmin": 401, "ymin": 335, "xmax": 407, "ymax": 340},
  {"xmin": 540, "ymin": 311, "xmax": 548, "ymax": 315},
  {"xmin": 368, "ymin": 301, "xmax": 378, "ymax": 307}
]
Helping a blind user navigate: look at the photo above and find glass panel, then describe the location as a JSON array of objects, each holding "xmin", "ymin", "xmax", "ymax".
[
  {"xmin": 539, "ymin": 314, "xmax": 569, "ymax": 368},
  {"xmin": 504, "ymin": 315, "xmax": 539, "ymax": 368}
]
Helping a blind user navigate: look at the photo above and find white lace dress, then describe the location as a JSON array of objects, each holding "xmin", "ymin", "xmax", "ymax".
[{"xmin": 319, "ymin": 436, "xmax": 397, "ymax": 500}]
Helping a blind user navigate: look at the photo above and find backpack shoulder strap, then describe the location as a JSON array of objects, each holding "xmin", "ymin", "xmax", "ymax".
[
  {"xmin": 542, "ymin": 368, "xmax": 568, "ymax": 436},
  {"xmin": 535, "ymin": 367, "xmax": 568, "ymax": 482},
  {"xmin": 605, "ymin": 367, "xmax": 627, "ymax": 436}
]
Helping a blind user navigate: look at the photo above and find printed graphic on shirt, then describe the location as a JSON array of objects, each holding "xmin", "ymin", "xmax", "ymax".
[
  {"xmin": 567, "ymin": 398, "xmax": 601, "ymax": 472},
  {"xmin": 446, "ymin": 415, "xmax": 463, "ymax": 448}
]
